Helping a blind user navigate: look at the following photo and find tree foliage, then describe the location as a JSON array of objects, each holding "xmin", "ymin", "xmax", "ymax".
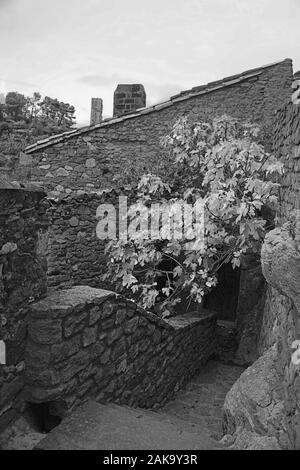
[
  {"xmin": 104, "ymin": 115, "xmax": 284, "ymax": 317},
  {"xmin": 0, "ymin": 90, "xmax": 76, "ymax": 135}
]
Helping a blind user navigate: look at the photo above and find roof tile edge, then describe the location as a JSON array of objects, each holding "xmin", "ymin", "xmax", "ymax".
[{"xmin": 25, "ymin": 59, "xmax": 292, "ymax": 154}]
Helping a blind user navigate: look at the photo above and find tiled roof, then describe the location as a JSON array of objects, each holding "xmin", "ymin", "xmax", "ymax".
[{"xmin": 25, "ymin": 59, "xmax": 291, "ymax": 154}]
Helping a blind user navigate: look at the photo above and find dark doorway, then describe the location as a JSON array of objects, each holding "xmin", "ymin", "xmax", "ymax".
[{"xmin": 203, "ymin": 263, "xmax": 241, "ymax": 321}]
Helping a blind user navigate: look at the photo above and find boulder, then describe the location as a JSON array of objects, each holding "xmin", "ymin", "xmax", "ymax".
[
  {"xmin": 261, "ymin": 211, "xmax": 300, "ymax": 313},
  {"xmin": 223, "ymin": 346, "xmax": 285, "ymax": 449}
]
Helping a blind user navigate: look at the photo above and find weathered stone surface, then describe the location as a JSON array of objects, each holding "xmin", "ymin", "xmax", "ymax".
[
  {"xmin": 89, "ymin": 306, "xmax": 102, "ymax": 325},
  {"xmin": 222, "ymin": 429, "xmax": 281, "ymax": 450},
  {"xmin": 0, "ymin": 187, "xmax": 47, "ymax": 427},
  {"xmin": 35, "ymin": 401, "xmax": 221, "ymax": 450},
  {"xmin": 25, "ymin": 286, "xmax": 217, "ymax": 414},
  {"xmin": 26, "ymin": 340, "xmax": 51, "ymax": 369},
  {"xmin": 223, "ymin": 346, "xmax": 284, "ymax": 449},
  {"xmin": 85, "ymin": 158, "xmax": 96, "ymax": 168},
  {"xmin": 82, "ymin": 326, "xmax": 97, "ymax": 347},
  {"xmin": 28, "ymin": 318, "xmax": 62, "ymax": 344},
  {"xmin": 58, "ymin": 350, "xmax": 90, "ymax": 383},
  {"xmin": 19, "ymin": 152, "xmax": 32, "ymax": 166},
  {"xmin": 115, "ymin": 308, "xmax": 127, "ymax": 325},
  {"xmin": 261, "ymin": 211, "xmax": 300, "ymax": 313},
  {"xmin": 63, "ymin": 311, "xmax": 87, "ymax": 337},
  {"xmin": 56, "ymin": 167, "xmax": 69, "ymax": 177},
  {"xmin": 69, "ymin": 216, "xmax": 79, "ymax": 227},
  {"xmin": 51, "ymin": 335, "xmax": 81, "ymax": 363},
  {"xmin": 0, "ymin": 376, "xmax": 23, "ymax": 408},
  {"xmin": 102, "ymin": 301, "xmax": 116, "ymax": 318},
  {"xmin": 235, "ymin": 292, "xmax": 266, "ymax": 365}
]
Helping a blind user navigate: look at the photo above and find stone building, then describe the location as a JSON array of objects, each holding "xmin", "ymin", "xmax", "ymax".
[
  {"xmin": 11, "ymin": 58, "xmax": 296, "ymax": 330},
  {"xmin": 18, "ymin": 59, "xmax": 293, "ymax": 195},
  {"xmin": 0, "ymin": 59, "xmax": 299, "ymax": 449}
]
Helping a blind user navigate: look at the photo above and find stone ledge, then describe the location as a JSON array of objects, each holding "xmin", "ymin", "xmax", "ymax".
[
  {"xmin": 26, "ymin": 286, "xmax": 217, "ymax": 411},
  {"xmin": 31, "ymin": 285, "xmax": 216, "ymax": 331}
]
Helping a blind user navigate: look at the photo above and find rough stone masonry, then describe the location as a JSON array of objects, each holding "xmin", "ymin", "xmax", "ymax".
[
  {"xmin": 222, "ymin": 96, "xmax": 300, "ymax": 450},
  {"xmin": 25, "ymin": 286, "xmax": 217, "ymax": 417},
  {"xmin": 20, "ymin": 60, "xmax": 293, "ymax": 196},
  {"xmin": 0, "ymin": 182, "xmax": 48, "ymax": 432}
]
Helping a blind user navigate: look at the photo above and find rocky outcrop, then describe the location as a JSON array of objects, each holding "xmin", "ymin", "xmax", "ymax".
[
  {"xmin": 223, "ymin": 211, "xmax": 300, "ymax": 450},
  {"xmin": 235, "ymin": 288, "xmax": 266, "ymax": 365},
  {"xmin": 261, "ymin": 212, "xmax": 300, "ymax": 313},
  {"xmin": 222, "ymin": 346, "xmax": 285, "ymax": 449}
]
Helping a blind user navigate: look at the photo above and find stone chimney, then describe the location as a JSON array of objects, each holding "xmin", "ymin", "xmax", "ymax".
[
  {"xmin": 90, "ymin": 98, "xmax": 103, "ymax": 125},
  {"xmin": 113, "ymin": 84, "xmax": 146, "ymax": 117}
]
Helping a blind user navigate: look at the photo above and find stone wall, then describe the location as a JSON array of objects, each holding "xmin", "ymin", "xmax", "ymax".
[
  {"xmin": 22, "ymin": 60, "xmax": 293, "ymax": 196},
  {"xmin": 259, "ymin": 99, "xmax": 300, "ymax": 355},
  {"xmin": 25, "ymin": 286, "xmax": 217, "ymax": 415},
  {"xmin": 46, "ymin": 189, "xmax": 134, "ymax": 289},
  {"xmin": 273, "ymin": 99, "xmax": 300, "ymax": 218},
  {"xmin": 223, "ymin": 98, "xmax": 300, "ymax": 450},
  {"xmin": 234, "ymin": 254, "xmax": 266, "ymax": 365},
  {"xmin": 0, "ymin": 184, "xmax": 47, "ymax": 431}
]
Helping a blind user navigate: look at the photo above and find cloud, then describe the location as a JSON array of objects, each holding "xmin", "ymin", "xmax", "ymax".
[{"xmin": 77, "ymin": 73, "xmax": 136, "ymax": 87}]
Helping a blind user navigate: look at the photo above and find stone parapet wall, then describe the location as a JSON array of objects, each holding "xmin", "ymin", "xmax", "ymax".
[
  {"xmin": 0, "ymin": 186, "xmax": 47, "ymax": 431},
  {"xmin": 25, "ymin": 286, "xmax": 217, "ymax": 415}
]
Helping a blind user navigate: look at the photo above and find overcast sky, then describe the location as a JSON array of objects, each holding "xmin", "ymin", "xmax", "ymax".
[{"xmin": 0, "ymin": 0, "xmax": 299, "ymax": 125}]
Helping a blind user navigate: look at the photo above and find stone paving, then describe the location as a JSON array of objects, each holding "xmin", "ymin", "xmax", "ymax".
[
  {"xmin": 0, "ymin": 359, "xmax": 245, "ymax": 449},
  {"xmin": 159, "ymin": 359, "xmax": 245, "ymax": 440}
]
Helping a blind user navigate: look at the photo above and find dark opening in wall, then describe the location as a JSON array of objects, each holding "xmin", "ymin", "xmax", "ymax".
[
  {"xmin": 26, "ymin": 402, "xmax": 64, "ymax": 433},
  {"xmin": 203, "ymin": 263, "xmax": 241, "ymax": 321}
]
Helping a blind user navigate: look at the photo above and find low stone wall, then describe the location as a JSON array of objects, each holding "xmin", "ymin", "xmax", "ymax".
[
  {"xmin": 25, "ymin": 286, "xmax": 217, "ymax": 415},
  {"xmin": 0, "ymin": 185, "xmax": 47, "ymax": 432}
]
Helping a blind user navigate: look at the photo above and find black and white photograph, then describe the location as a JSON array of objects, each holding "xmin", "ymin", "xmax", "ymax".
[{"xmin": 0, "ymin": 0, "xmax": 299, "ymax": 454}]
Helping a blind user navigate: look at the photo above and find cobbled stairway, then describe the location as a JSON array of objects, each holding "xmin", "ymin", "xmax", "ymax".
[
  {"xmin": 0, "ymin": 359, "xmax": 244, "ymax": 450},
  {"xmin": 158, "ymin": 359, "xmax": 245, "ymax": 441}
]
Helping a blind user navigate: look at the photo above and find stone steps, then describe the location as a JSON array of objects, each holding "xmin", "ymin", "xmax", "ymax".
[
  {"xmin": 35, "ymin": 359, "xmax": 244, "ymax": 450},
  {"xmin": 156, "ymin": 360, "xmax": 245, "ymax": 441},
  {"xmin": 35, "ymin": 400, "xmax": 222, "ymax": 450}
]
